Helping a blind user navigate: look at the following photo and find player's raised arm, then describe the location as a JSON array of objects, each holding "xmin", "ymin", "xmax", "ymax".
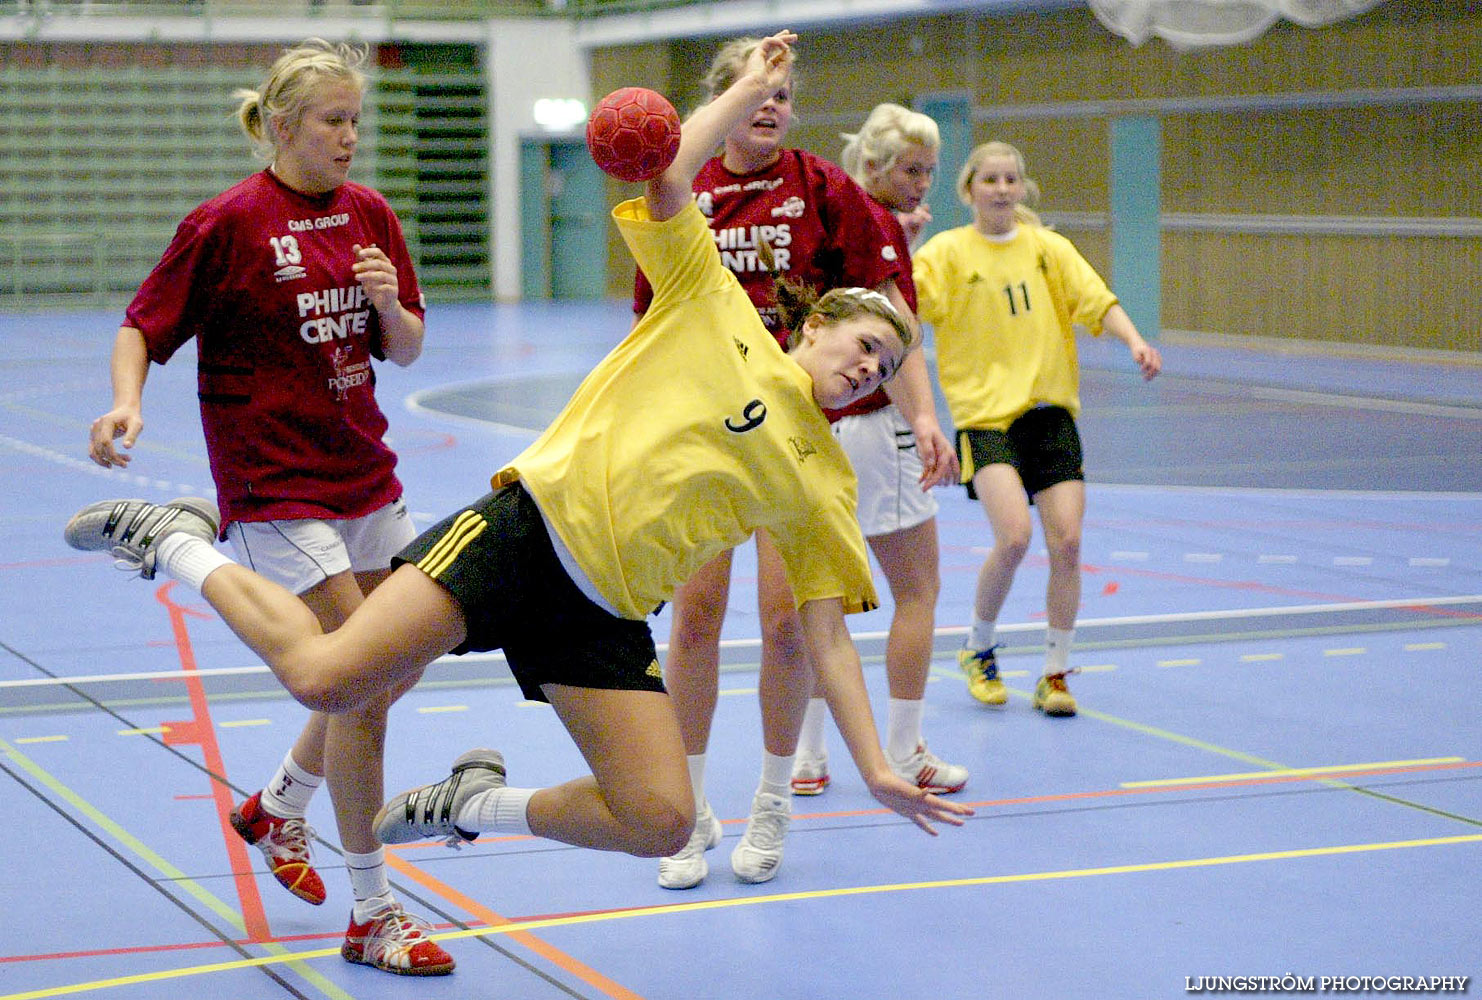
[{"xmin": 644, "ymin": 30, "xmax": 796, "ymax": 222}]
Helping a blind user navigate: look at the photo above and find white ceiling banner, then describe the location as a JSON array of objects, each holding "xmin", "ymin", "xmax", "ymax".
[{"xmin": 1088, "ymin": 0, "xmax": 1387, "ymax": 48}]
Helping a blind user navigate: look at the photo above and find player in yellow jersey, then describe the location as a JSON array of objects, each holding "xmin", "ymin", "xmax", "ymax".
[
  {"xmin": 914, "ymin": 140, "xmax": 1162, "ymax": 716},
  {"xmin": 65, "ymin": 32, "xmax": 972, "ymax": 885}
]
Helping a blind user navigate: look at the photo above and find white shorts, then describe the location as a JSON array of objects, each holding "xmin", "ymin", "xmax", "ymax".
[
  {"xmin": 225, "ymin": 498, "xmax": 417, "ymax": 596},
  {"xmin": 832, "ymin": 404, "xmax": 939, "ymax": 538}
]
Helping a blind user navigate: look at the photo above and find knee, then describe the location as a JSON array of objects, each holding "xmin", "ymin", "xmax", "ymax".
[
  {"xmin": 1047, "ymin": 531, "xmax": 1082, "ymax": 570},
  {"xmin": 893, "ymin": 571, "xmax": 940, "ymax": 609},
  {"xmin": 669, "ymin": 600, "xmax": 724, "ymax": 649},
  {"xmin": 762, "ymin": 615, "xmax": 805, "ymax": 663},
  {"xmin": 624, "ymin": 795, "xmax": 694, "ymax": 858},
  {"xmin": 995, "ymin": 529, "xmax": 1032, "ymax": 565},
  {"xmin": 279, "ymin": 651, "xmax": 360, "ymax": 714}
]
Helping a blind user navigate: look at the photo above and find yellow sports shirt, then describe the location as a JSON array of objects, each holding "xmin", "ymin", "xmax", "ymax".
[
  {"xmin": 913, "ymin": 224, "xmax": 1118, "ymax": 432},
  {"xmin": 493, "ymin": 198, "xmax": 877, "ymax": 621}
]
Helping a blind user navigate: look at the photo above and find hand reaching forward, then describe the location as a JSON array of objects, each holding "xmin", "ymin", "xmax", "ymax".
[{"xmin": 867, "ymin": 769, "xmax": 975, "ymax": 835}]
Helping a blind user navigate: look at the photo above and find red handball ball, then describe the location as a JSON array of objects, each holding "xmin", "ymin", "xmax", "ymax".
[{"xmin": 586, "ymin": 87, "xmax": 682, "ymax": 183}]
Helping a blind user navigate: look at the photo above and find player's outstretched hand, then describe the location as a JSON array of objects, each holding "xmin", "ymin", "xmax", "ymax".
[{"xmin": 867, "ymin": 770, "xmax": 974, "ymax": 835}]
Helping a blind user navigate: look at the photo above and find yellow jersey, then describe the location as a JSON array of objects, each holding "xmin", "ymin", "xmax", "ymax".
[
  {"xmin": 913, "ymin": 223, "xmax": 1118, "ymax": 432},
  {"xmin": 494, "ymin": 198, "xmax": 877, "ymax": 621}
]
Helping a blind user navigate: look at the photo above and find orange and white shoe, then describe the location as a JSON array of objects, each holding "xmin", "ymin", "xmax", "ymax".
[
  {"xmin": 342, "ymin": 901, "xmax": 455, "ymax": 976},
  {"xmin": 229, "ymin": 791, "xmax": 325, "ymax": 906}
]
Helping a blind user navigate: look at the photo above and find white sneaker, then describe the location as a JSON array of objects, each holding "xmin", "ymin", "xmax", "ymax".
[
  {"xmin": 888, "ymin": 741, "xmax": 969, "ymax": 794},
  {"xmin": 729, "ymin": 792, "xmax": 791, "ymax": 884},
  {"xmin": 657, "ymin": 802, "xmax": 722, "ymax": 890},
  {"xmin": 790, "ymin": 752, "xmax": 830, "ymax": 796}
]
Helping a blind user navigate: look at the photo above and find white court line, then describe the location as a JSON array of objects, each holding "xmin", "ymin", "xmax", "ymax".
[{"xmin": 5, "ymin": 593, "xmax": 1479, "ymax": 692}]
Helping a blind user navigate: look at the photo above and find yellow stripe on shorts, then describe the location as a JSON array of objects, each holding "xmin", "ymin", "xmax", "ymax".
[
  {"xmin": 416, "ymin": 510, "xmax": 487, "ymax": 579},
  {"xmin": 957, "ymin": 429, "xmax": 977, "ymax": 485}
]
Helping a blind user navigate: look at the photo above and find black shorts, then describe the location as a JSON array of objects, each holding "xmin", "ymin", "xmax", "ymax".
[
  {"xmin": 957, "ymin": 406, "xmax": 1085, "ymax": 502},
  {"xmin": 393, "ymin": 483, "xmax": 663, "ymax": 703}
]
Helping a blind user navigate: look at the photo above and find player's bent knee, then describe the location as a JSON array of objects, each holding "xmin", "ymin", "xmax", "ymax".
[
  {"xmin": 617, "ymin": 793, "xmax": 693, "ymax": 858},
  {"xmin": 275, "ymin": 653, "xmax": 358, "ymax": 714}
]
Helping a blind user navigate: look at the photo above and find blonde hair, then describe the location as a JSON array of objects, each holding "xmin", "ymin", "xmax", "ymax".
[
  {"xmin": 235, "ymin": 38, "xmax": 367, "ymax": 160},
  {"xmin": 956, "ymin": 140, "xmax": 1043, "ymax": 227},
  {"xmin": 701, "ymin": 35, "xmax": 797, "ymax": 101},
  {"xmin": 839, "ymin": 103, "xmax": 939, "ymax": 187}
]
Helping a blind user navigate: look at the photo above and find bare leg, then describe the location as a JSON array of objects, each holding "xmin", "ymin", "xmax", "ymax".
[
  {"xmin": 867, "ymin": 518, "xmax": 941, "ymax": 702},
  {"xmin": 283, "ymin": 713, "xmax": 330, "ymax": 785},
  {"xmin": 971, "ymin": 464, "xmax": 1035, "ymax": 624},
  {"xmin": 296, "ymin": 566, "xmax": 422, "ymax": 856},
  {"xmin": 201, "ymin": 562, "xmax": 463, "ymax": 713},
  {"xmin": 756, "ymin": 531, "xmax": 811, "ymax": 757},
  {"xmin": 663, "ymin": 549, "xmax": 732, "ymax": 756},
  {"xmin": 1033, "ymin": 480, "xmax": 1085, "ymax": 632},
  {"xmin": 531, "ymin": 685, "xmax": 692, "ymax": 857}
]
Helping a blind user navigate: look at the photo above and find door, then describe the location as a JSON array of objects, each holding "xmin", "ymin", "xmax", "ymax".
[{"xmin": 520, "ymin": 136, "xmax": 607, "ymax": 299}]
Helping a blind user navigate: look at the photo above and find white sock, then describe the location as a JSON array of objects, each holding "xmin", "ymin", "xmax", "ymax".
[
  {"xmin": 968, "ymin": 618, "xmax": 998, "ymax": 652},
  {"xmin": 345, "ymin": 848, "xmax": 391, "ymax": 917},
  {"xmin": 886, "ymin": 698, "xmax": 925, "ymax": 761},
  {"xmin": 260, "ymin": 752, "xmax": 323, "ymax": 817},
  {"xmin": 686, "ymin": 753, "xmax": 708, "ymax": 813},
  {"xmin": 758, "ymin": 751, "xmax": 793, "ymax": 799},
  {"xmin": 795, "ymin": 698, "xmax": 828, "ymax": 758},
  {"xmin": 1045, "ymin": 627, "xmax": 1074, "ymax": 676},
  {"xmin": 155, "ymin": 533, "xmax": 233, "ymax": 592},
  {"xmin": 461, "ymin": 785, "xmax": 535, "ymax": 836}
]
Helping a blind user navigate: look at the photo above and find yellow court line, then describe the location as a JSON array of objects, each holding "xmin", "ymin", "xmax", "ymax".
[
  {"xmin": 415, "ymin": 704, "xmax": 469, "ymax": 713},
  {"xmin": 9, "ymin": 832, "xmax": 1479, "ymax": 1000},
  {"xmin": 0, "ymin": 739, "xmax": 354, "ymax": 1000},
  {"xmin": 1122, "ymin": 756, "xmax": 1466, "ymax": 788},
  {"xmin": 14, "ymin": 735, "xmax": 68, "ymax": 744},
  {"xmin": 218, "ymin": 719, "xmax": 270, "ymax": 728}
]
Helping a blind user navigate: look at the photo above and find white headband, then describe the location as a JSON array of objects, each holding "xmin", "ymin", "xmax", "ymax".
[{"xmin": 840, "ymin": 287, "xmax": 900, "ymax": 318}]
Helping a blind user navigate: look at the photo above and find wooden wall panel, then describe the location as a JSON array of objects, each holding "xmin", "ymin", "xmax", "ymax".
[
  {"xmin": 592, "ymin": 1, "xmax": 1481, "ymax": 353},
  {"xmin": 1164, "ymin": 232, "xmax": 1482, "ymax": 351}
]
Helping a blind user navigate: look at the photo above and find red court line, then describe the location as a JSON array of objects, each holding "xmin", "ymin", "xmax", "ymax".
[{"xmin": 154, "ymin": 582, "xmax": 272, "ymax": 943}]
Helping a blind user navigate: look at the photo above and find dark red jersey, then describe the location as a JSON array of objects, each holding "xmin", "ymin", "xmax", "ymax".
[
  {"xmin": 633, "ymin": 149, "xmax": 903, "ymax": 344},
  {"xmin": 826, "ymin": 193, "xmax": 917, "ymax": 422},
  {"xmin": 127, "ymin": 169, "xmax": 424, "ymax": 532}
]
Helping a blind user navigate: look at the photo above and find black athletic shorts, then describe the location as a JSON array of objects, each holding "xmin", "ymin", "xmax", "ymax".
[
  {"xmin": 393, "ymin": 483, "xmax": 663, "ymax": 703},
  {"xmin": 957, "ymin": 405, "xmax": 1085, "ymax": 502}
]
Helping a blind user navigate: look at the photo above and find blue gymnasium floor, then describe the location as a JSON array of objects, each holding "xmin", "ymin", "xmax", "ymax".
[{"xmin": 1, "ymin": 301, "xmax": 1479, "ymax": 1000}]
